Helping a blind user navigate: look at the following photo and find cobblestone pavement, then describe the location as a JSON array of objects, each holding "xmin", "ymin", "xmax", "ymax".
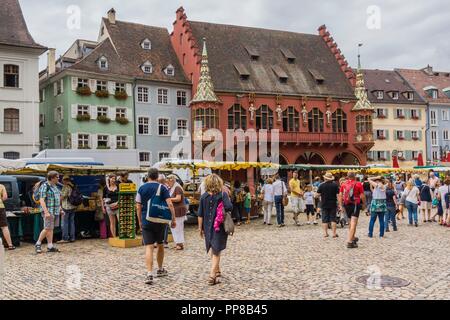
[{"xmin": 1, "ymin": 211, "xmax": 450, "ymax": 300}]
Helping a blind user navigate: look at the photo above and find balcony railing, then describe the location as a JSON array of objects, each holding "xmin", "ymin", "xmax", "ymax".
[{"xmin": 265, "ymin": 132, "xmax": 349, "ymax": 144}]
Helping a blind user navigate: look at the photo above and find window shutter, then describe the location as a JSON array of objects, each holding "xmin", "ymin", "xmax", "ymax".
[
  {"xmin": 418, "ymin": 130, "xmax": 422, "ymax": 141},
  {"xmin": 91, "ymin": 134, "xmax": 97, "ymax": 149},
  {"xmin": 89, "ymin": 79, "xmax": 96, "ymax": 92},
  {"xmin": 405, "ymin": 130, "xmax": 412, "ymax": 140},
  {"xmin": 393, "ymin": 130, "xmax": 397, "ymax": 141},
  {"xmin": 373, "ymin": 130, "xmax": 377, "ymax": 141},
  {"xmin": 386, "ymin": 151, "xmax": 391, "ymax": 160},
  {"xmin": 71, "ymin": 77, "xmax": 78, "ymax": 91},
  {"xmin": 108, "ymin": 107, "xmax": 115, "ymax": 120},
  {"xmin": 127, "ymin": 136, "xmax": 133, "ymax": 149},
  {"xmin": 405, "ymin": 150, "xmax": 412, "ymax": 161},
  {"xmin": 90, "ymin": 105, "xmax": 96, "ymax": 120},
  {"xmin": 383, "ymin": 109, "xmax": 388, "ymax": 117},
  {"xmin": 71, "ymin": 104, "xmax": 78, "ymax": 118},
  {"xmin": 384, "ymin": 130, "xmax": 389, "ymax": 140},
  {"xmin": 126, "ymin": 108, "xmax": 132, "ymax": 122},
  {"xmin": 367, "ymin": 151, "xmax": 373, "ymax": 160},
  {"xmin": 108, "ymin": 81, "xmax": 115, "ymax": 95},
  {"xmin": 373, "ymin": 111, "xmax": 378, "ymax": 119},
  {"xmin": 53, "ymin": 82, "xmax": 57, "ymax": 96},
  {"xmin": 373, "ymin": 151, "xmax": 379, "ymax": 161},
  {"xmin": 126, "ymin": 84, "xmax": 132, "ymax": 96},
  {"xmin": 53, "ymin": 107, "xmax": 57, "ymax": 123},
  {"xmin": 60, "ymin": 79, "xmax": 64, "ymax": 94},
  {"xmin": 71, "ymin": 133, "xmax": 78, "ymax": 149},
  {"xmin": 418, "ymin": 109, "xmax": 422, "ymax": 120},
  {"xmin": 110, "ymin": 135, "xmax": 117, "ymax": 149},
  {"xmin": 394, "ymin": 109, "xmax": 398, "ymax": 119}
]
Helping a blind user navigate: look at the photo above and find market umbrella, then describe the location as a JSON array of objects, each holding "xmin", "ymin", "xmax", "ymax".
[
  {"xmin": 417, "ymin": 152, "xmax": 424, "ymax": 167},
  {"xmin": 392, "ymin": 155, "xmax": 400, "ymax": 168},
  {"xmin": 446, "ymin": 152, "xmax": 450, "ymax": 163}
]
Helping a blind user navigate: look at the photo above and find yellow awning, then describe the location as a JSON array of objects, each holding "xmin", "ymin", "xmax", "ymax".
[{"xmin": 2, "ymin": 164, "xmax": 147, "ymax": 176}]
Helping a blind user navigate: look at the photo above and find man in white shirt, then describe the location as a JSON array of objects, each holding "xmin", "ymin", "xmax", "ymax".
[{"xmin": 272, "ymin": 174, "xmax": 288, "ymax": 227}]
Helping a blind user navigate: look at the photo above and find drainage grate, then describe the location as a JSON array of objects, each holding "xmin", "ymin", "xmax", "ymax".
[{"xmin": 356, "ymin": 275, "xmax": 411, "ymax": 288}]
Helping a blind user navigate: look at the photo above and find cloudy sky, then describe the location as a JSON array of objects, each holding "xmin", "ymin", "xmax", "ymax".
[{"xmin": 20, "ymin": 0, "xmax": 450, "ymax": 71}]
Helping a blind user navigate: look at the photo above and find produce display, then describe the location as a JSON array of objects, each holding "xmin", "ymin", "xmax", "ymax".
[{"xmin": 118, "ymin": 183, "xmax": 137, "ymax": 240}]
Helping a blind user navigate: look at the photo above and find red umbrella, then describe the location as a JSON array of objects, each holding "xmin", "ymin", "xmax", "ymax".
[
  {"xmin": 446, "ymin": 152, "xmax": 450, "ymax": 163},
  {"xmin": 417, "ymin": 152, "xmax": 424, "ymax": 167},
  {"xmin": 392, "ymin": 155, "xmax": 400, "ymax": 168}
]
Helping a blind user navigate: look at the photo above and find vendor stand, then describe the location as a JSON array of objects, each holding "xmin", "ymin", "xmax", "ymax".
[{"xmin": 1, "ymin": 164, "xmax": 146, "ymax": 245}]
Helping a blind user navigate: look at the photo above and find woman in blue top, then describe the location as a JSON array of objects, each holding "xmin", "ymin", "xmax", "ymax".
[{"xmin": 198, "ymin": 174, "xmax": 233, "ymax": 286}]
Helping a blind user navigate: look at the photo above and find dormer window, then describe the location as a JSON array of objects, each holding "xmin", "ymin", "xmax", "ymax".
[
  {"xmin": 424, "ymin": 86, "xmax": 438, "ymax": 99},
  {"xmin": 164, "ymin": 65, "xmax": 175, "ymax": 76},
  {"xmin": 391, "ymin": 91, "xmax": 399, "ymax": 100},
  {"xmin": 405, "ymin": 91, "xmax": 414, "ymax": 101},
  {"xmin": 280, "ymin": 48, "xmax": 296, "ymax": 64},
  {"xmin": 376, "ymin": 91, "xmax": 384, "ymax": 100},
  {"xmin": 234, "ymin": 63, "xmax": 250, "ymax": 80},
  {"xmin": 141, "ymin": 39, "xmax": 152, "ymax": 50},
  {"xmin": 308, "ymin": 69, "xmax": 324, "ymax": 85},
  {"xmin": 141, "ymin": 61, "xmax": 153, "ymax": 74},
  {"xmin": 443, "ymin": 88, "xmax": 450, "ymax": 98},
  {"xmin": 98, "ymin": 56, "xmax": 108, "ymax": 70},
  {"xmin": 244, "ymin": 45, "xmax": 259, "ymax": 61},
  {"xmin": 272, "ymin": 66, "xmax": 288, "ymax": 83}
]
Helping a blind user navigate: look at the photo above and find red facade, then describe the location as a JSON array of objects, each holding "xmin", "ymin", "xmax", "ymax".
[{"xmin": 170, "ymin": 7, "xmax": 373, "ymax": 170}]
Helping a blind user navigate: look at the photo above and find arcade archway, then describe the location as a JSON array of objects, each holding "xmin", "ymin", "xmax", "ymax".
[{"xmin": 332, "ymin": 152, "xmax": 360, "ymax": 165}]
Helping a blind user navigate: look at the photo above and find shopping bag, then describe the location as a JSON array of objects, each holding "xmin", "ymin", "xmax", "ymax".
[{"xmin": 146, "ymin": 185, "xmax": 172, "ymax": 224}]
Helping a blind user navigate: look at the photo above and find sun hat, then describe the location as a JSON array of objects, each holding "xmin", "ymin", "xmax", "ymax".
[{"xmin": 323, "ymin": 172, "xmax": 335, "ymax": 181}]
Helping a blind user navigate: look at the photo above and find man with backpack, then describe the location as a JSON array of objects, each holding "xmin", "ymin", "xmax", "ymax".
[
  {"xmin": 136, "ymin": 168, "xmax": 176, "ymax": 285},
  {"xmin": 35, "ymin": 171, "xmax": 63, "ymax": 254},
  {"xmin": 339, "ymin": 172, "xmax": 365, "ymax": 249},
  {"xmin": 59, "ymin": 175, "xmax": 81, "ymax": 243}
]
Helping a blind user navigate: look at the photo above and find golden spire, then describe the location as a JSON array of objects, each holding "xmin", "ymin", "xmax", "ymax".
[
  {"xmin": 353, "ymin": 44, "xmax": 373, "ymax": 111},
  {"xmin": 191, "ymin": 38, "xmax": 221, "ymax": 104}
]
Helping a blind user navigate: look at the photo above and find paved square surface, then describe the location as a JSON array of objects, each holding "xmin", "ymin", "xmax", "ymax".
[{"xmin": 1, "ymin": 212, "xmax": 450, "ymax": 300}]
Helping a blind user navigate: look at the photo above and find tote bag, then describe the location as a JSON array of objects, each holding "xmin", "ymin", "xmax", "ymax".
[{"xmin": 146, "ymin": 185, "xmax": 172, "ymax": 224}]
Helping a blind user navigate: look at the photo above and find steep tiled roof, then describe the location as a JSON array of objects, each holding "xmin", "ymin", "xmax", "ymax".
[
  {"xmin": 362, "ymin": 69, "xmax": 426, "ymax": 105},
  {"xmin": 188, "ymin": 21, "xmax": 356, "ymax": 99},
  {"xmin": 0, "ymin": 0, "xmax": 46, "ymax": 50},
  {"xmin": 396, "ymin": 68, "xmax": 450, "ymax": 105},
  {"xmin": 102, "ymin": 18, "xmax": 190, "ymax": 84}
]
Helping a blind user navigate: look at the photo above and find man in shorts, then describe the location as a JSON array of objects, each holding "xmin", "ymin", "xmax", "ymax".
[
  {"xmin": 339, "ymin": 172, "xmax": 365, "ymax": 249},
  {"xmin": 0, "ymin": 183, "xmax": 15, "ymax": 250},
  {"xmin": 316, "ymin": 172, "xmax": 339, "ymax": 238},
  {"xmin": 35, "ymin": 171, "xmax": 62, "ymax": 254},
  {"xmin": 136, "ymin": 168, "xmax": 176, "ymax": 285}
]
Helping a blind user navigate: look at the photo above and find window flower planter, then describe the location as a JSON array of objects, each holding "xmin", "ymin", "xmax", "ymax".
[
  {"xmin": 411, "ymin": 116, "xmax": 419, "ymax": 120},
  {"xmin": 398, "ymin": 157, "xmax": 406, "ymax": 161},
  {"xmin": 95, "ymin": 90, "xmax": 109, "ymax": 98},
  {"xmin": 397, "ymin": 115, "xmax": 405, "ymax": 119},
  {"xmin": 378, "ymin": 136, "xmax": 386, "ymax": 140},
  {"xmin": 97, "ymin": 146, "xmax": 111, "ymax": 150},
  {"xmin": 116, "ymin": 117, "xmax": 129, "ymax": 125},
  {"xmin": 76, "ymin": 114, "xmax": 91, "ymax": 121},
  {"xmin": 412, "ymin": 137, "xmax": 419, "ymax": 141},
  {"xmin": 116, "ymin": 146, "xmax": 129, "ymax": 150},
  {"xmin": 378, "ymin": 114, "xmax": 386, "ymax": 119},
  {"xmin": 76, "ymin": 86, "xmax": 92, "ymax": 96},
  {"xmin": 398, "ymin": 137, "xmax": 405, "ymax": 140},
  {"xmin": 78, "ymin": 146, "xmax": 91, "ymax": 150},
  {"xmin": 379, "ymin": 158, "xmax": 387, "ymax": 161},
  {"xmin": 114, "ymin": 90, "xmax": 128, "ymax": 100},
  {"xmin": 97, "ymin": 115, "xmax": 111, "ymax": 124}
]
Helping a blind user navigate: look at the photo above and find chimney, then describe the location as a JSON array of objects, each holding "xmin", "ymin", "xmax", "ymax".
[
  {"xmin": 107, "ymin": 8, "xmax": 116, "ymax": 24},
  {"xmin": 423, "ymin": 64, "xmax": 433, "ymax": 76},
  {"xmin": 47, "ymin": 48, "xmax": 56, "ymax": 75}
]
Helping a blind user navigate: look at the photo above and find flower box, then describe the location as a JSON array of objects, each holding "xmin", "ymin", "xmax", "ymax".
[
  {"xmin": 412, "ymin": 137, "xmax": 419, "ymax": 141},
  {"xmin": 114, "ymin": 90, "xmax": 128, "ymax": 100},
  {"xmin": 95, "ymin": 90, "xmax": 109, "ymax": 98},
  {"xmin": 97, "ymin": 146, "xmax": 110, "ymax": 150},
  {"xmin": 397, "ymin": 115, "xmax": 405, "ymax": 119},
  {"xmin": 378, "ymin": 136, "xmax": 386, "ymax": 140},
  {"xmin": 76, "ymin": 114, "xmax": 91, "ymax": 121},
  {"xmin": 377, "ymin": 114, "xmax": 386, "ymax": 119},
  {"xmin": 379, "ymin": 158, "xmax": 387, "ymax": 161},
  {"xmin": 76, "ymin": 86, "xmax": 92, "ymax": 96},
  {"xmin": 398, "ymin": 157, "xmax": 406, "ymax": 161},
  {"xmin": 116, "ymin": 117, "xmax": 129, "ymax": 125},
  {"xmin": 116, "ymin": 146, "xmax": 129, "ymax": 150},
  {"xmin": 78, "ymin": 146, "xmax": 91, "ymax": 150},
  {"xmin": 411, "ymin": 116, "xmax": 420, "ymax": 120},
  {"xmin": 398, "ymin": 137, "xmax": 405, "ymax": 140},
  {"xmin": 97, "ymin": 115, "xmax": 111, "ymax": 124}
]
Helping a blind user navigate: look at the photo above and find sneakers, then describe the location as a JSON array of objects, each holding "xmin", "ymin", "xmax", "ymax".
[
  {"xmin": 307, "ymin": 221, "xmax": 311, "ymax": 225},
  {"xmin": 313, "ymin": 221, "xmax": 318, "ymax": 225},
  {"xmin": 145, "ymin": 274, "xmax": 154, "ymax": 285},
  {"xmin": 47, "ymin": 247, "xmax": 60, "ymax": 253},
  {"xmin": 415, "ymin": 223, "xmax": 418, "ymax": 227},
  {"xmin": 35, "ymin": 244, "xmax": 42, "ymax": 254},
  {"xmin": 157, "ymin": 268, "xmax": 168, "ymax": 278}
]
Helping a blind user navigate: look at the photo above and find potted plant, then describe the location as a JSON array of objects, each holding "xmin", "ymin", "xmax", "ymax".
[
  {"xmin": 97, "ymin": 115, "xmax": 111, "ymax": 124},
  {"xmin": 95, "ymin": 90, "xmax": 109, "ymax": 98},
  {"xmin": 114, "ymin": 90, "xmax": 128, "ymax": 100},
  {"xmin": 116, "ymin": 117, "xmax": 129, "ymax": 125},
  {"xmin": 76, "ymin": 86, "xmax": 92, "ymax": 96},
  {"xmin": 398, "ymin": 136, "xmax": 405, "ymax": 140},
  {"xmin": 378, "ymin": 113, "xmax": 386, "ymax": 119},
  {"xmin": 76, "ymin": 114, "xmax": 91, "ymax": 121},
  {"xmin": 412, "ymin": 136, "xmax": 419, "ymax": 141},
  {"xmin": 97, "ymin": 145, "xmax": 111, "ymax": 150}
]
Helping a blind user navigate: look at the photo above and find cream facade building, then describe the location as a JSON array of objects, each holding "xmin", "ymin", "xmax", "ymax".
[{"xmin": 363, "ymin": 70, "xmax": 427, "ymax": 167}]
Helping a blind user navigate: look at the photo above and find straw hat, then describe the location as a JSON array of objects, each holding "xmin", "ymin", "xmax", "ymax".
[
  {"xmin": 62, "ymin": 175, "xmax": 71, "ymax": 181},
  {"xmin": 323, "ymin": 172, "xmax": 335, "ymax": 181}
]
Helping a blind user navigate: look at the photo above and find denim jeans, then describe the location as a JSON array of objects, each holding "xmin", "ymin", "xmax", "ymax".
[
  {"xmin": 364, "ymin": 191, "xmax": 373, "ymax": 212},
  {"xmin": 405, "ymin": 201, "xmax": 418, "ymax": 224},
  {"xmin": 62, "ymin": 210, "xmax": 76, "ymax": 241},
  {"xmin": 385, "ymin": 206, "xmax": 397, "ymax": 231},
  {"xmin": 368, "ymin": 211, "xmax": 385, "ymax": 237},
  {"xmin": 274, "ymin": 195, "xmax": 284, "ymax": 225}
]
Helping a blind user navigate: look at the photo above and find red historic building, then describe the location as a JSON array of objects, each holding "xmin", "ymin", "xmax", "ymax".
[{"xmin": 170, "ymin": 7, "xmax": 373, "ymax": 183}]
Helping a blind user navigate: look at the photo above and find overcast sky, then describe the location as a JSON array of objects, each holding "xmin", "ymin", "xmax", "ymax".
[{"xmin": 20, "ymin": 0, "xmax": 450, "ymax": 72}]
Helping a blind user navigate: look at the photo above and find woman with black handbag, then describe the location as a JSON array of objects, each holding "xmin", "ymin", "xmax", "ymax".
[{"xmin": 198, "ymin": 174, "xmax": 233, "ymax": 286}]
